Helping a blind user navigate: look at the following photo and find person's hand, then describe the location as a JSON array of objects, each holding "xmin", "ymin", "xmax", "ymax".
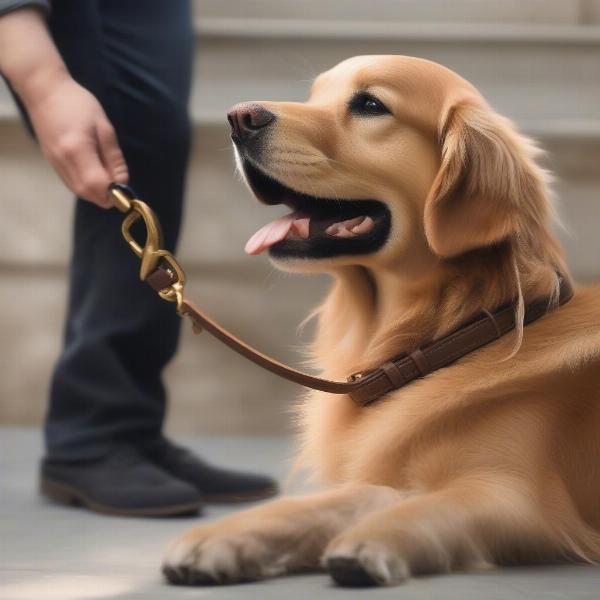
[
  {"xmin": 24, "ymin": 74, "xmax": 128, "ymax": 208},
  {"xmin": 0, "ymin": 7, "xmax": 128, "ymax": 208}
]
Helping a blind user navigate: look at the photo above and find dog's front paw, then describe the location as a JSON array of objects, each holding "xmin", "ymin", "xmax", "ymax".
[
  {"xmin": 323, "ymin": 536, "xmax": 409, "ymax": 587},
  {"xmin": 162, "ymin": 526, "xmax": 291, "ymax": 586}
]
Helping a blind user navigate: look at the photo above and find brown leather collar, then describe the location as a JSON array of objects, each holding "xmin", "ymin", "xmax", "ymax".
[{"xmin": 147, "ymin": 266, "xmax": 573, "ymax": 406}]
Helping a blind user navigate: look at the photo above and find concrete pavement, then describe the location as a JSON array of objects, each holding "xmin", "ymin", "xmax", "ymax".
[{"xmin": 2, "ymin": 426, "xmax": 599, "ymax": 600}]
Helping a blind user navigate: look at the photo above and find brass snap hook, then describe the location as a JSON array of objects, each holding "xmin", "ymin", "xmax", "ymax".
[
  {"xmin": 121, "ymin": 201, "xmax": 165, "ymax": 281},
  {"xmin": 107, "ymin": 182, "xmax": 188, "ymax": 308},
  {"xmin": 108, "ymin": 183, "xmax": 165, "ymax": 280}
]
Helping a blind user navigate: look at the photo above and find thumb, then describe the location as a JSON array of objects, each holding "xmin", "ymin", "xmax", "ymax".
[{"xmin": 96, "ymin": 118, "xmax": 129, "ymax": 185}]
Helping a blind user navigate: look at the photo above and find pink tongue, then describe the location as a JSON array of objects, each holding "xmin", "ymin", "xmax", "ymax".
[{"xmin": 245, "ymin": 211, "xmax": 308, "ymax": 255}]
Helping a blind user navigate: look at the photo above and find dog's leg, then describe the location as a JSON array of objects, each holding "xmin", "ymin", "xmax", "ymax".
[
  {"xmin": 323, "ymin": 479, "xmax": 554, "ymax": 587},
  {"xmin": 163, "ymin": 483, "xmax": 402, "ymax": 585}
]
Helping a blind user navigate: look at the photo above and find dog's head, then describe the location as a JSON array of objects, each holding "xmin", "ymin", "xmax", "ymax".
[{"xmin": 230, "ymin": 55, "xmax": 550, "ymax": 273}]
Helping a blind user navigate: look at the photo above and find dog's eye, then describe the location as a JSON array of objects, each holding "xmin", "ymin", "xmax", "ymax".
[{"xmin": 348, "ymin": 92, "xmax": 390, "ymax": 117}]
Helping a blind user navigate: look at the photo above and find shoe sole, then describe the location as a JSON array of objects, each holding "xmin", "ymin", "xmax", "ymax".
[
  {"xmin": 40, "ymin": 478, "xmax": 203, "ymax": 518},
  {"xmin": 202, "ymin": 484, "xmax": 279, "ymax": 504}
]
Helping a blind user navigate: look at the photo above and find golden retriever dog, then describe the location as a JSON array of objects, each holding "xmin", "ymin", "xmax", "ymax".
[{"xmin": 163, "ymin": 56, "xmax": 600, "ymax": 587}]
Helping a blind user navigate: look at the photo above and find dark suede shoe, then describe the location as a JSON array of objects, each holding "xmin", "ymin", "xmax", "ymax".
[
  {"xmin": 144, "ymin": 438, "xmax": 279, "ymax": 503},
  {"xmin": 40, "ymin": 446, "xmax": 203, "ymax": 517}
]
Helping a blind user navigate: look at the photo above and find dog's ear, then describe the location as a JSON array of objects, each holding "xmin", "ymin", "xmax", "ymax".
[{"xmin": 424, "ymin": 101, "xmax": 547, "ymax": 258}]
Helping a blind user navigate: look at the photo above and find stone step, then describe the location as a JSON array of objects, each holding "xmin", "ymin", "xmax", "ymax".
[
  {"xmin": 1, "ymin": 21, "xmax": 599, "ymax": 126},
  {"xmin": 190, "ymin": 25, "xmax": 600, "ymax": 128},
  {"xmin": 193, "ymin": 0, "xmax": 598, "ymax": 25},
  {"xmin": 1, "ymin": 122, "xmax": 599, "ymax": 277}
]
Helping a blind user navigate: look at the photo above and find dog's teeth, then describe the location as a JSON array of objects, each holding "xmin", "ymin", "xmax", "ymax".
[
  {"xmin": 344, "ymin": 216, "xmax": 366, "ymax": 229},
  {"xmin": 351, "ymin": 216, "xmax": 374, "ymax": 234},
  {"xmin": 291, "ymin": 217, "xmax": 310, "ymax": 239},
  {"xmin": 327, "ymin": 216, "xmax": 372, "ymax": 237},
  {"xmin": 334, "ymin": 227, "xmax": 355, "ymax": 238}
]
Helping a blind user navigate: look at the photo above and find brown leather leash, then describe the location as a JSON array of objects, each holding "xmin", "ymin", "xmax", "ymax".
[{"xmin": 108, "ymin": 183, "xmax": 574, "ymax": 407}]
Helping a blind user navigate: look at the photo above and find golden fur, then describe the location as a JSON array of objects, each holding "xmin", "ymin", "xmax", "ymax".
[{"xmin": 164, "ymin": 56, "xmax": 600, "ymax": 586}]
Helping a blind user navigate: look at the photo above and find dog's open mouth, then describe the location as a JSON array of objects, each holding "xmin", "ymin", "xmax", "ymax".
[{"xmin": 241, "ymin": 159, "xmax": 391, "ymax": 260}]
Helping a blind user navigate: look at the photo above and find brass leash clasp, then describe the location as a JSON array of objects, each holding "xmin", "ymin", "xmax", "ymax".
[{"xmin": 107, "ymin": 183, "xmax": 187, "ymax": 310}]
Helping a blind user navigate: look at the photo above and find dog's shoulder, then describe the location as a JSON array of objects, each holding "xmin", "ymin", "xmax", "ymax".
[
  {"xmin": 543, "ymin": 283, "xmax": 600, "ymax": 341},
  {"xmin": 510, "ymin": 283, "xmax": 600, "ymax": 375}
]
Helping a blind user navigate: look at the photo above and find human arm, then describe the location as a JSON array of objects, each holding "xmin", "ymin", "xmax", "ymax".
[{"xmin": 0, "ymin": 5, "xmax": 128, "ymax": 207}]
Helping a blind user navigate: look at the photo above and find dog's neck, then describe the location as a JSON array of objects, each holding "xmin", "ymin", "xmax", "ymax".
[{"xmin": 312, "ymin": 236, "xmax": 568, "ymax": 377}]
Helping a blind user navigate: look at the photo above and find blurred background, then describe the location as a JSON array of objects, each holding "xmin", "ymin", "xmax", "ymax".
[{"xmin": 1, "ymin": 0, "xmax": 599, "ymax": 437}]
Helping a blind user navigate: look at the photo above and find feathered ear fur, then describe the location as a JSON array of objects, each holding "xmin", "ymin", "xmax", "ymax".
[{"xmin": 424, "ymin": 101, "xmax": 550, "ymax": 258}]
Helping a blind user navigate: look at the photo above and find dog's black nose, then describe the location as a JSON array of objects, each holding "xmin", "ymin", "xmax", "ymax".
[{"xmin": 227, "ymin": 103, "xmax": 275, "ymax": 143}]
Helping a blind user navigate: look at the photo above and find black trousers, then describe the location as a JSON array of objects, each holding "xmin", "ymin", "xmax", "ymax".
[{"xmin": 36, "ymin": 1, "xmax": 193, "ymax": 460}]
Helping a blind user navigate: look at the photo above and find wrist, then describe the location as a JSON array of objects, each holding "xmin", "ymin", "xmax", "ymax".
[
  {"xmin": 13, "ymin": 62, "xmax": 71, "ymax": 108},
  {"xmin": 0, "ymin": 7, "xmax": 71, "ymax": 108}
]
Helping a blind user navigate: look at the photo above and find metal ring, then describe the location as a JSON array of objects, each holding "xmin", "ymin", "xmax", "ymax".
[{"xmin": 108, "ymin": 183, "xmax": 135, "ymax": 213}]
